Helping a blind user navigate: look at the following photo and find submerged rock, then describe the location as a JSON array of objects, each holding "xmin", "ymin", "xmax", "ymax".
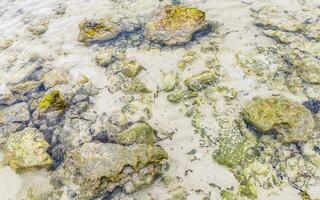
[
  {"xmin": 116, "ymin": 122, "xmax": 155, "ymax": 145},
  {"xmin": 145, "ymin": 5, "xmax": 207, "ymax": 45},
  {"xmin": 53, "ymin": 142, "xmax": 168, "ymax": 199},
  {"xmin": 0, "ymin": 102, "xmax": 30, "ymax": 124},
  {"xmin": 28, "ymin": 17, "xmax": 49, "ymax": 35},
  {"xmin": 38, "ymin": 90, "xmax": 67, "ymax": 112},
  {"xmin": 184, "ymin": 71, "xmax": 217, "ymax": 91},
  {"xmin": 78, "ymin": 18, "xmax": 121, "ymax": 44},
  {"xmin": 121, "ymin": 60, "xmax": 143, "ymax": 78},
  {"xmin": 121, "ymin": 79, "xmax": 151, "ymax": 93},
  {"xmin": 4, "ymin": 127, "xmax": 52, "ymax": 171},
  {"xmin": 162, "ymin": 72, "xmax": 178, "ymax": 92},
  {"xmin": 243, "ymin": 96, "xmax": 315, "ymax": 143},
  {"xmin": 95, "ymin": 48, "xmax": 114, "ymax": 67}
]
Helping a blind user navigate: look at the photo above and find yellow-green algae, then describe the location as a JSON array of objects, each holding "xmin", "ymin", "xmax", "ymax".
[
  {"xmin": 162, "ymin": 72, "xmax": 178, "ymax": 92},
  {"xmin": 184, "ymin": 71, "xmax": 218, "ymax": 91},
  {"xmin": 242, "ymin": 96, "xmax": 315, "ymax": 143},
  {"xmin": 159, "ymin": 5, "xmax": 205, "ymax": 31},
  {"xmin": 115, "ymin": 122, "xmax": 155, "ymax": 145},
  {"xmin": 4, "ymin": 127, "xmax": 52, "ymax": 172},
  {"xmin": 38, "ymin": 90, "xmax": 67, "ymax": 111},
  {"xmin": 78, "ymin": 18, "xmax": 120, "ymax": 43}
]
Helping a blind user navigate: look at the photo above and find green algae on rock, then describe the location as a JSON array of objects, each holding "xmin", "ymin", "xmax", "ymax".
[
  {"xmin": 167, "ymin": 90, "xmax": 198, "ymax": 103},
  {"xmin": 145, "ymin": 5, "xmax": 207, "ymax": 45},
  {"xmin": 4, "ymin": 127, "xmax": 52, "ymax": 171},
  {"xmin": 184, "ymin": 71, "xmax": 218, "ymax": 91},
  {"xmin": 121, "ymin": 60, "xmax": 143, "ymax": 78},
  {"xmin": 243, "ymin": 96, "xmax": 315, "ymax": 143},
  {"xmin": 78, "ymin": 18, "xmax": 121, "ymax": 44},
  {"xmin": 115, "ymin": 122, "xmax": 155, "ymax": 145},
  {"xmin": 53, "ymin": 142, "xmax": 168, "ymax": 199},
  {"xmin": 38, "ymin": 90, "xmax": 67, "ymax": 111}
]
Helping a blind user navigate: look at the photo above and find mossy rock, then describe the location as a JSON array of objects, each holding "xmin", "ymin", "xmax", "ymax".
[
  {"xmin": 162, "ymin": 72, "xmax": 178, "ymax": 92},
  {"xmin": 146, "ymin": 5, "xmax": 207, "ymax": 45},
  {"xmin": 38, "ymin": 90, "xmax": 67, "ymax": 111},
  {"xmin": 78, "ymin": 18, "xmax": 121, "ymax": 44},
  {"xmin": 4, "ymin": 127, "xmax": 53, "ymax": 171},
  {"xmin": 115, "ymin": 122, "xmax": 155, "ymax": 145},
  {"xmin": 243, "ymin": 96, "xmax": 315, "ymax": 143},
  {"xmin": 184, "ymin": 71, "xmax": 218, "ymax": 91},
  {"xmin": 121, "ymin": 79, "xmax": 151, "ymax": 93}
]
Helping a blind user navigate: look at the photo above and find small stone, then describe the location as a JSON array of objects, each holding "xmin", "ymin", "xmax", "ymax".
[
  {"xmin": 95, "ymin": 48, "xmax": 114, "ymax": 67},
  {"xmin": 53, "ymin": 3, "xmax": 67, "ymax": 15},
  {"xmin": 38, "ymin": 90, "xmax": 67, "ymax": 112},
  {"xmin": 145, "ymin": 5, "xmax": 207, "ymax": 45},
  {"xmin": 116, "ymin": 122, "xmax": 155, "ymax": 145},
  {"xmin": 121, "ymin": 60, "xmax": 143, "ymax": 78},
  {"xmin": 121, "ymin": 79, "xmax": 151, "ymax": 93},
  {"xmin": 162, "ymin": 72, "xmax": 178, "ymax": 92},
  {"xmin": 303, "ymin": 99, "xmax": 320, "ymax": 114},
  {"xmin": 0, "ymin": 37, "xmax": 14, "ymax": 49},
  {"xmin": 78, "ymin": 18, "xmax": 121, "ymax": 44},
  {"xmin": 4, "ymin": 127, "xmax": 52, "ymax": 171},
  {"xmin": 0, "ymin": 102, "xmax": 30, "ymax": 124},
  {"xmin": 10, "ymin": 80, "xmax": 41, "ymax": 95},
  {"xmin": 42, "ymin": 69, "xmax": 69, "ymax": 89},
  {"xmin": 184, "ymin": 71, "xmax": 218, "ymax": 91},
  {"xmin": 243, "ymin": 96, "xmax": 315, "ymax": 143},
  {"xmin": 28, "ymin": 18, "xmax": 49, "ymax": 35}
]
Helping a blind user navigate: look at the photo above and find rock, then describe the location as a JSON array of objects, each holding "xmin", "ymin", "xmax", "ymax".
[
  {"xmin": 53, "ymin": 142, "xmax": 168, "ymax": 199},
  {"xmin": 303, "ymin": 99, "xmax": 320, "ymax": 114},
  {"xmin": 115, "ymin": 122, "xmax": 155, "ymax": 145},
  {"xmin": 303, "ymin": 23, "xmax": 320, "ymax": 41},
  {"xmin": 253, "ymin": 6, "xmax": 304, "ymax": 32},
  {"xmin": 3, "ymin": 127, "xmax": 52, "ymax": 171},
  {"xmin": 177, "ymin": 51, "xmax": 197, "ymax": 70},
  {"xmin": 121, "ymin": 60, "xmax": 143, "ymax": 78},
  {"xmin": 162, "ymin": 72, "xmax": 178, "ymax": 92},
  {"xmin": 145, "ymin": 5, "xmax": 207, "ymax": 45},
  {"xmin": 0, "ymin": 37, "xmax": 14, "ymax": 49},
  {"xmin": 243, "ymin": 96, "xmax": 315, "ymax": 143},
  {"xmin": 0, "ymin": 102, "xmax": 30, "ymax": 124},
  {"xmin": 28, "ymin": 17, "xmax": 49, "ymax": 35},
  {"xmin": 287, "ymin": 50, "xmax": 320, "ymax": 84},
  {"xmin": 95, "ymin": 48, "xmax": 114, "ymax": 67},
  {"xmin": 10, "ymin": 80, "xmax": 42, "ymax": 95},
  {"xmin": 78, "ymin": 18, "xmax": 121, "ymax": 44},
  {"xmin": 121, "ymin": 79, "xmax": 151, "ymax": 93},
  {"xmin": 167, "ymin": 90, "xmax": 198, "ymax": 103},
  {"xmin": 38, "ymin": 90, "xmax": 67, "ymax": 112},
  {"xmin": 184, "ymin": 71, "xmax": 217, "ymax": 91},
  {"xmin": 53, "ymin": 3, "xmax": 67, "ymax": 15},
  {"xmin": 42, "ymin": 69, "xmax": 69, "ymax": 89}
]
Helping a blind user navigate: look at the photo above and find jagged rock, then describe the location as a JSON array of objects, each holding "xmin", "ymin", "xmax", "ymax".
[
  {"xmin": 10, "ymin": 80, "xmax": 42, "ymax": 95},
  {"xmin": 38, "ymin": 90, "xmax": 67, "ymax": 112},
  {"xmin": 0, "ymin": 102, "xmax": 30, "ymax": 124},
  {"xmin": 115, "ymin": 122, "xmax": 155, "ymax": 145},
  {"xmin": 78, "ymin": 18, "xmax": 121, "ymax": 44},
  {"xmin": 243, "ymin": 96, "xmax": 315, "ymax": 143},
  {"xmin": 3, "ymin": 127, "xmax": 52, "ymax": 171},
  {"xmin": 121, "ymin": 60, "xmax": 143, "ymax": 78},
  {"xmin": 42, "ymin": 69, "xmax": 69, "ymax": 89},
  {"xmin": 184, "ymin": 71, "xmax": 217, "ymax": 91},
  {"xmin": 52, "ymin": 142, "xmax": 167, "ymax": 199},
  {"xmin": 145, "ymin": 5, "xmax": 208, "ymax": 45}
]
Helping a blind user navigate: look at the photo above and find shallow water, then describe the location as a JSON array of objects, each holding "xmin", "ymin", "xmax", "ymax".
[{"xmin": 0, "ymin": 0, "xmax": 320, "ymax": 199}]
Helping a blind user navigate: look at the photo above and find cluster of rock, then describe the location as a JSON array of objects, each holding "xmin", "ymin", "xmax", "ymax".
[{"xmin": 78, "ymin": 5, "xmax": 212, "ymax": 46}]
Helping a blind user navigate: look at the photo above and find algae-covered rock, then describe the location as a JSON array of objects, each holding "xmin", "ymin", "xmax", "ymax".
[
  {"xmin": 121, "ymin": 60, "xmax": 143, "ymax": 78},
  {"xmin": 145, "ymin": 5, "xmax": 207, "ymax": 45},
  {"xmin": 184, "ymin": 71, "xmax": 217, "ymax": 91},
  {"xmin": 0, "ymin": 102, "xmax": 30, "ymax": 124},
  {"xmin": 116, "ymin": 122, "xmax": 155, "ymax": 145},
  {"xmin": 167, "ymin": 90, "xmax": 198, "ymax": 103},
  {"xmin": 4, "ymin": 127, "xmax": 52, "ymax": 171},
  {"xmin": 78, "ymin": 18, "xmax": 121, "ymax": 44},
  {"xmin": 10, "ymin": 80, "xmax": 41, "ymax": 95},
  {"xmin": 53, "ymin": 142, "xmax": 168, "ymax": 199},
  {"xmin": 38, "ymin": 90, "xmax": 67, "ymax": 112},
  {"xmin": 243, "ymin": 96, "xmax": 315, "ymax": 143},
  {"xmin": 42, "ymin": 69, "xmax": 69, "ymax": 89},
  {"xmin": 287, "ymin": 50, "xmax": 320, "ymax": 84},
  {"xmin": 95, "ymin": 48, "xmax": 114, "ymax": 67}
]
